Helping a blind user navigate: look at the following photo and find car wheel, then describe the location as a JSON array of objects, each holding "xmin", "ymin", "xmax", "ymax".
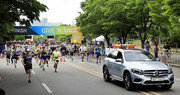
[
  {"xmin": 103, "ymin": 67, "xmax": 111, "ymax": 82},
  {"xmin": 161, "ymin": 84, "xmax": 172, "ymax": 90},
  {"xmin": 124, "ymin": 72, "xmax": 134, "ymax": 91}
]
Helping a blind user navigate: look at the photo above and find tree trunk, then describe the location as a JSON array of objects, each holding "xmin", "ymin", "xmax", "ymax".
[
  {"xmin": 104, "ymin": 34, "xmax": 110, "ymax": 46},
  {"xmin": 118, "ymin": 37, "xmax": 122, "ymax": 44},
  {"xmin": 176, "ymin": 42, "xmax": 178, "ymax": 53}
]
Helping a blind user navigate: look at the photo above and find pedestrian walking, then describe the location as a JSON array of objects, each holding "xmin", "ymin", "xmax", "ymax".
[
  {"xmin": 145, "ymin": 41, "xmax": 151, "ymax": 52},
  {"xmin": 154, "ymin": 44, "xmax": 159, "ymax": 58}
]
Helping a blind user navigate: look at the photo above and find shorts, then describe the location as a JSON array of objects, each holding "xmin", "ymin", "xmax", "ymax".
[
  {"xmin": 25, "ymin": 64, "xmax": 32, "ymax": 71},
  {"xmin": 87, "ymin": 52, "xmax": 91, "ymax": 56},
  {"xmin": 74, "ymin": 50, "xmax": 77, "ymax": 53},
  {"xmin": 13, "ymin": 56, "xmax": 19, "ymax": 60},
  {"xmin": 6, "ymin": 54, "xmax": 11, "ymax": 59},
  {"xmin": 55, "ymin": 60, "xmax": 59, "ymax": 62},
  {"xmin": 92, "ymin": 52, "xmax": 94, "ymax": 55},
  {"xmin": 41, "ymin": 58, "xmax": 47, "ymax": 61},
  {"xmin": 97, "ymin": 53, "xmax": 101, "ymax": 58},
  {"xmin": 70, "ymin": 52, "xmax": 74, "ymax": 56},
  {"xmin": 46, "ymin": 55, "xmax": 51, "ymax": 59},
  {"xmin": 62, "ymin": 52, "xmax": 66, "ymax": 56},
  {"xmin": 66, "ymin": 51, "xmax": 69, "ymax": 54},
  {"xmin": 34, "ymin": 54, "xmax": 38, "ymax": 56}
]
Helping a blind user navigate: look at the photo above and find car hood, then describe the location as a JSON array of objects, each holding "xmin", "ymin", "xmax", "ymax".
[{"xmin": 126, "ymin": 61, "xmax": 169, "ymax": 70}]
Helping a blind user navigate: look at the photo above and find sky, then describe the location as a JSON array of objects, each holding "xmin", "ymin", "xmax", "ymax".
[{"xmin": 37, "ymin": 0, "xmax": 85, "ymax": 25}]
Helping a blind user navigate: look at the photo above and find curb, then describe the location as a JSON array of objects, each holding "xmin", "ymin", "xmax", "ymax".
[{"xmin": 170, "ymin": 64, "xmax": 180, "ymax": 68}]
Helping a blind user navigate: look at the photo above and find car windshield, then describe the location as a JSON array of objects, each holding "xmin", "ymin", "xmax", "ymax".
[{"xmin": 124, "ymin": 50, "xmax": 156, "ymax": 61}]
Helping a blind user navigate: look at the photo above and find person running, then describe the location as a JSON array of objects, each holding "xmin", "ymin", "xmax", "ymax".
[
  {"xmin": 38, "ymin": 45, "xmax": 43, "ymax": 67},
  {"xmin": 5, "ymin": 46, "xmax": 11, "ymax": 65},
  {"xmin": 86, "ymin": 44, "xmax": 91, "ymax": 61},
  {"xmin": 22, "ymin": 49, "xmax": 34, "ymax": 83},
  {"xmin": 52, "ymin": 47, "xmax": 61, "ymax": 72},
  {"xmin": 80, "ymin": 44, "xmax": 86, "ymax": 62},
  {"xmin": 46, "ymin": 45, "xmax": 52, "ymax": 67},
  {"xmin": 95, "ymin": 45, "xmax": 102, "ymax": 64},
  {"xmin": 12, "ymin": 47, "xmax": 20, "ymax": 68},
  {"xmin": 0, "ymin": 45, "xmax": 3, "ymax": 57},
  {"xmin": 40, "ymin": 46, "xmax": 47, "ymax": 71},
  {"xmin": 69, "ymin": 44, "xmax": 74, "ymax": 61},
  {"xmin": 33, "ymin": 45, "xmax": 39, "ymax": 64},
  {"xmin": 60, "ymin": 44, "xmax": 67, "ymax": 62}
]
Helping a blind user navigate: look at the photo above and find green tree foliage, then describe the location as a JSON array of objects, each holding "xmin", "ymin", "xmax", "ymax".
[{"xmin": 0, "ymin": 0, "xmax": 48, "ymax": 42}]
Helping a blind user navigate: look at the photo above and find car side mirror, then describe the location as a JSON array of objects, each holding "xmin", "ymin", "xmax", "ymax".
[
  {"xmin": 116, "ymin": 59, "xmax": 123, "ymax": 63},
  {"xmin": 156, "ymin": 58, "xmax": 160, "ymax": 61}
]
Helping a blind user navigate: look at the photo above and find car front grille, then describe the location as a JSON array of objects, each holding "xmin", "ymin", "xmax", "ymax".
[
  {"xmin": 144, "ymin": 70, "xmax": 169, "ymax": 77},
  {"xmin": 144, "ymin": 80, "xmax": 169, "ymax": 84}
]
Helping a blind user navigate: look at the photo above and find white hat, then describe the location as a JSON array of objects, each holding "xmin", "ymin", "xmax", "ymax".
[{"xmin": 27, "ymin": 49, "xmax": 30, "ymax": 52}]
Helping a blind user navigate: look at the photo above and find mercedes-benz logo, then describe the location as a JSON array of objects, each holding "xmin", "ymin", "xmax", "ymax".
[{"xmin": 155, "ymin": 71, "xmax": 159, "ymax": 76}]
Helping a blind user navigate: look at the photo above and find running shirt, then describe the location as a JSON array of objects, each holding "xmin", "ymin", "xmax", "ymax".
[
  {"xmin": 80, "ymin": 46, "xmax": 85, "ymax": 53},
  {"xmin": 23, "ymin": 53, "xmax": 33, "ymax": 64},
  {"xmin": 53, "ymin": 51, "xmax": 61, "ymax": 60},
  {"xmin": 46, "ymin": 48, "xmax": 52, "ymax": 55},
  {"xmin": 34, "ymin": 48, "xmax": 38, "ymax": 54},
  {"xmin": 5, "ymin": 48, "xmax": 11, "ymax": 55},
  {"xmin": 69, "ymin": 46, "xmax": 74, "ymax": 52},
  {"xmin": 41, "ymin": 50, "xmax": 47, "ymax": 58}
]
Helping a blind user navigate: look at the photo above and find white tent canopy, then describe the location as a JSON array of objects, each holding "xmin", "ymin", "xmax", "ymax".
[{"xmin": 93, "ymin": 35, "xmax": 105, "ymax": 42}]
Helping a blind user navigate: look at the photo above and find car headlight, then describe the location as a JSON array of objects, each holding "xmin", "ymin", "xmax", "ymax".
[
  {"xmin": 168, "ymin": 68, "xmax": 173, "ymax": 74},
  {"xmin": 131, "ymin": 68, "xmax": 143, "ymax": 75}
]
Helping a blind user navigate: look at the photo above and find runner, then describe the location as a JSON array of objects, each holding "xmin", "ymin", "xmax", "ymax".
[
  {"xmin": 5, "ymin": 46, "xmax": 11, "ymax": 65},
  {"xmin": 69, "ymin": 44, "xmax": 74, "ymax": 61},
  {"xmin": 86, "ymin": 44, "xmax": 91, "ymax": 61},
  {"xmin": 22, "ymin": 49, "xmax": 34, "ymax": 83},
  {"xmin": 46, "ymin": 45, "xmax": 52, "ymax": 67},
  {"xmin": 96, "ymin": 45, "xmax": 102, "ymax": 64},
  {"xmin": 80, "ymin": 44, "xmax": 86, "ymax": 62},
  {"xmin": 0, "ymin": 45, "xmax": 3, "ymax": 57},
  {"xmin": 38, "ymin": 45, "xmax": 43, "ymax": 67},
  {"xmin": 52, "ymin": 47, "xmax": 61, "ymax": 72},
  {"xmin": 12, "ymin": 47, "xmax": 20, "ymax": 68},
  {"xmin": 60, "ymin": 43, "xmax": 67, "ymax": 62},
  {"xmin": 40, "ymin": 46, "xmax": 47, "ymax": 71},
  {"xmin": 33, "ymin": 45, "xmax": 39, "ymax": 64}
]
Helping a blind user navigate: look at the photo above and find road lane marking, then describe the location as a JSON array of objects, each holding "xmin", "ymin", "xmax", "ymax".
[
  {"xmin": 66, "ymin": 62, "xmax": 162, "ymax": 95},
  {"xmin": 175, "ymin": 78, "xmax": 180, "ymax": 81},
  {"xmin": 66, "ymin": 63, "xmax": 103, "ymax": 78},
  {"xmin": 139, "ymin": 91, "xmax": 152, "ymax": 95},
  {"xmin": 66, "ymin": 63, "xmax": 103, "ymax": 76},
  {"xmin": 67, "ymin": 63, "xmax": 103, "ymax": 76},
  {"xmin": 42, "ymin": 83, "xmax": 53, "ymax": 94},
  {"xmin": 149, "ymin": 91, "xmax": 162, "ymax": 95},
  {"xmin": 32, "ymin": 70, "xmax": 36, "ymax": 74}
]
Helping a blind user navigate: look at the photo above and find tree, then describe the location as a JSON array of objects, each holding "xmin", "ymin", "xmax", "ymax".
[
  {"xmin": 76, "ymin": 0, "xmax": 111, "ymax": 46},
  {"xmin": 0, "ymin": 0, "xmax": 48, "ymax": 42},
  {"xmin": 103, "ymin": 0, "xmax": 137, "ymax": 44}
]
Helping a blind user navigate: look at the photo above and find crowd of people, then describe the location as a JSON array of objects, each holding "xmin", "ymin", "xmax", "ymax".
[{"xmin": 0, "ymin": 41, "xmax": 105, "ymax": 83}]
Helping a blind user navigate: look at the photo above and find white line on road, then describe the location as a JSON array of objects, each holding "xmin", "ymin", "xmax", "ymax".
[
  {"xmin": 175, "ymin": 78, "xmax": 180, "ymax": 81},
  {"xmin": 42, "ymin": 83, "xmax": 53, "ymax": 94},
  {"xmin": 32, "ymin": 70, "xmax": 36, "ymax": 74}
]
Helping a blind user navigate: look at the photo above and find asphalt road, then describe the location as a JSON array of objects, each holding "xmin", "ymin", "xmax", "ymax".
[{"xmin": 0, "ymin": 56, "xmax": 180, "ymax": 95}]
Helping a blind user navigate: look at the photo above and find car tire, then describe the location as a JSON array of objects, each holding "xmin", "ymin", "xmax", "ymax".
[
  {"xmin": 124, "ymin": 72, "xmax": 134, "ymax": 91},
  {"xmin": 103, "ymin": 67, "xmax": 111, "ymax": 82},
  {"xmin": 161, "ymin": 84, "xmax": 172, "ymax": 90}
]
